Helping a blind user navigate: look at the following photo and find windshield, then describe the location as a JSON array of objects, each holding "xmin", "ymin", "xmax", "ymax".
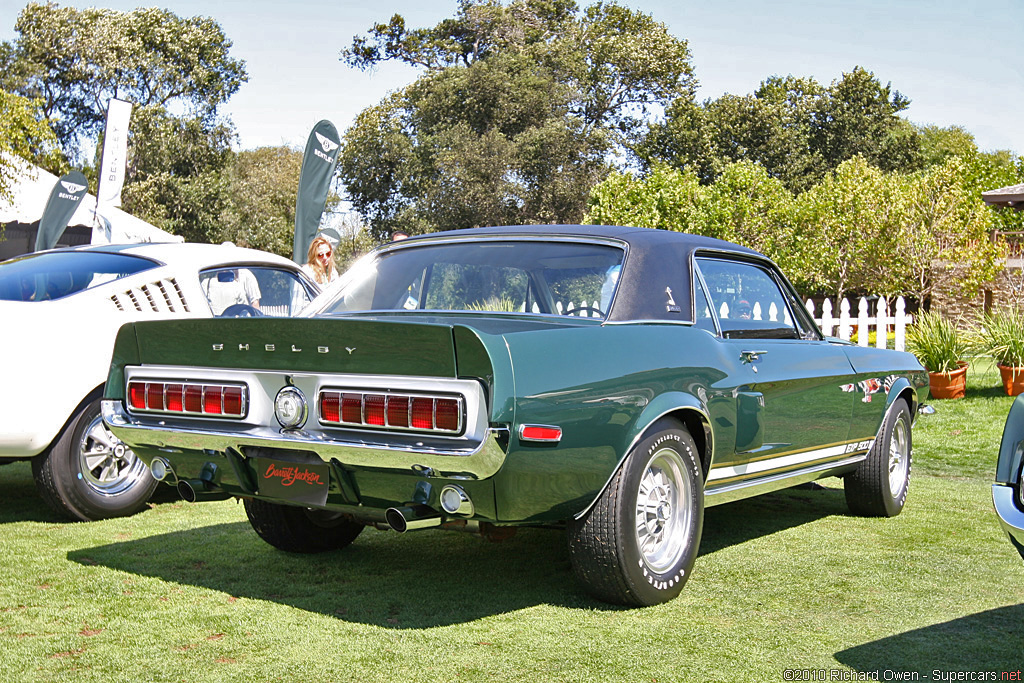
[
  {"xmin": 0, "ymin": 251, "xmax": 157, "ymax": 302},
  {"xmin": 321, "ymin": 240, "xmax": 625, "ymax": 319}
]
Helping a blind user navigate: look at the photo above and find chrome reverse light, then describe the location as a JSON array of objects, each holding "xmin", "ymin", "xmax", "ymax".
[
  {"xmin": 274, "ymin": 386, "xmax": 308, "ymax": 429},
  {"xmin": 318, "ymin": 389, "xmax": 464, "ymax": 434},
  {"xmin": 127, "ymin": 380, "xmax": 247, "ymax": 418}
]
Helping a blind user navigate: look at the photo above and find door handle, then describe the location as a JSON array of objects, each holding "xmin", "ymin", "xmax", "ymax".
[{"xmin": 741, "ymin": 349, "xmax": 768, "ymax": 363}]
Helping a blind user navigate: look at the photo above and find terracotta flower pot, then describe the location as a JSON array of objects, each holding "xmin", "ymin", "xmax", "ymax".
[
  {"xmin": 928, "ymin": 361, "xmax": 968, "ymax": 399},
  {"xmin": 998, "ymin": 364, "xmax": 1024, "ymax": 396}
]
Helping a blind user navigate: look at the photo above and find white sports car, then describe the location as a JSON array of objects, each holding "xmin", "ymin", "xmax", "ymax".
[{"xmin": 0, "ymin": 242, "xmax": 319, "ymax": 520}]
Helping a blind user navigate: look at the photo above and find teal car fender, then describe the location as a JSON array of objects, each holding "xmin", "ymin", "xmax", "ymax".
[{"xmin": 488, "ymin": 323, "xmax": 724, "ymax": 522}]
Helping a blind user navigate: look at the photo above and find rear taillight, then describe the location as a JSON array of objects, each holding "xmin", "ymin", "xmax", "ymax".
[
  {"xmin": 126, "ymin": 380, "xmax": 247, "ymax": 418},
  {"xmin": 318, "ymin": 390, "xmax": 464, "ymax": 434}
]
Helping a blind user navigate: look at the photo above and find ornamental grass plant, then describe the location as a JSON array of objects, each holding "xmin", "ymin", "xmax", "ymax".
[
  {"xmin": 973, "ymin": 307, "xmax": 1024, "ymax": 369},
  {"xmin": 905, "ymin": 311, "xmax": 969, "ymax": 375}
]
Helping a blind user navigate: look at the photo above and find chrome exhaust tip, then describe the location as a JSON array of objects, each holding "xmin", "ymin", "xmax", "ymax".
[
  {"xmin": 150, "ymin": 457, "xmax": 170, "ymax": 482},
  {"xmin": 177, "ymin": 479, "xmax": 231, "ymax": 503},
  {"xmin": 385, "ymin": 504, "xmax": 441, "ymax": 533},
  {"xmin": 439, "ymin": 485, "xmax": 474, "ymax": 517}
]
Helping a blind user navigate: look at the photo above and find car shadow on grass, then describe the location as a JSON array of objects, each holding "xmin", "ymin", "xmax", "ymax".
[
  {"xmin": 66, "ymin": 485, "xmax": 850, "ymax": 628},
  {"xmin": 700, "ymin": 482, "xmax": 850, "ymax": 554},
  {"xmin": 0, "ymin": 461, "xmax": 68, "ymax": 524},
  {"xmin": 0, "ymin": 460, "xmax": 183, "ymax": 524},
  {"xmin": 834, "ymin": 603, "xmax": 1024, "ymax": 674}
]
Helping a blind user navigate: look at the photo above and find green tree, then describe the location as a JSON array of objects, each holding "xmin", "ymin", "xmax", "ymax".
[
  {"xmin": 643, "ymin": 67, "xmax": 924, "ymax": 192},
  {"xmin": 585, "ymin": 162, "xmax": 706, "ymax": 231},
  {"xmin": 698, "ymin": 161, "xmax": 797, "ymax": 272},
  {"xmin": 809, "ymin": 67, "xmax": 921, "ymax": 175},
  {"xmin": 791, "ymin": 156, "xmax": 905, "ymax": 299},
  {"xmin": 1, "ymin": 3, "xmax": 247, "ymax": 163},
  {"xmin": 121, "ymin": 106, "xmax": 235, "ymax": 243},
  {"xmin": 0, "ymin": 89, "xmax": 63, "ymax": 201},
  {"xmin": 218, "ymin": 146, "xmax": 303, "ymax": 256},
  {"xmin": 339, "ymin": 0, "xmax": 694, "ymax": 239},
  {"xmin": 897, "ymin": 156, "xmax": 1004, "ymax": 304},
  {"xmin": 917, "ymin": 124, "xmax": 978, "ymax": 167}
]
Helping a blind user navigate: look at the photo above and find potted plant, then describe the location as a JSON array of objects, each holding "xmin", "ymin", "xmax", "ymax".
[
  {"xmin": 974, "ymin": 308, "xmax": 1024, "ymax": 396},
  {"xmin": 906, "ymin": 311, "xmax": 969, "ymax": 399}
]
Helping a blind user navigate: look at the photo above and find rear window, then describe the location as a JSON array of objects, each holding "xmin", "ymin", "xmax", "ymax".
[
  {"xmin": 0, "ymin": 251, "xmax": 157, "ymax": 302},
  {"xmin": 322, "ymin": 240, "xmax": 625, "ymax": 319}
]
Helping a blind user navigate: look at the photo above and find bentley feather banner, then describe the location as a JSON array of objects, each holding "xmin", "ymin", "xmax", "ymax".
[
  {"xmin": 35, "ymin": 171, "xmax": 88, "ymax": 251},
  {"xmin": 96, "ymin": 98, "xmax": 133, "ymax": 208},
  {"xmin": 293, "ymin": 120, "xmax": 341, "ymax": 263}
]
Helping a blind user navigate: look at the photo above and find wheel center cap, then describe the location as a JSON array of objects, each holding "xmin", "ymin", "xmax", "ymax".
[{"xmin": 656, "ymin": 501, "xmax": 671, "ymax": 522}]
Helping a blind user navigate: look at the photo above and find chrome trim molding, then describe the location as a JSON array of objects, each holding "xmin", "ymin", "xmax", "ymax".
[
  {"xmin": 319, "ymin": 388, "xmax": 465, "ymax": 435},
  {"xmin": 705, "ymin": 454, "xmax": 867, "ymax": 506},
  {"xmin": 126, "ymin": 379, "xmax": 248, "ymax": 419},
  {"xmin": 707, "ymin": 443, "xmax": 868, "ymax": 483}
]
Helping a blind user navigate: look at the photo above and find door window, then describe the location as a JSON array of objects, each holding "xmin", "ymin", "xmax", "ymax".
[{"xmin": 695, "ymin": 257, "xmax": 799, "ymax": 340}]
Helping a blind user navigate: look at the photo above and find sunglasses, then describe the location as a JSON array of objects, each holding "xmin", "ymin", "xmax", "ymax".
[{"xmin": 317, "ymin": 250, "xmax": 332, "ymax": 258}]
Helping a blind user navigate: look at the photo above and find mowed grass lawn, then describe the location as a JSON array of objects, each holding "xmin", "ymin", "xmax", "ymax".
[{"xmin": 1, "ymin": 361, "xmax": 1022, "ymax": 682}]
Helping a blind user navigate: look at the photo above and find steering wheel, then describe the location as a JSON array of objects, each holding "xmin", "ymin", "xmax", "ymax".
[
  {"xmin": 567, "ymin": 306, "xmax": 606, "ymax": 318},
  {"xmin": 220, "ymin": 304, "xmax": 263, "ymax": 318}
]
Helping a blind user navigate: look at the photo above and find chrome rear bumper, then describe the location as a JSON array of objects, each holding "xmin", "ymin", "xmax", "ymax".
[
  {"xmin": 102, "ymin": 399, "xmax": 508, "ymax": 480},
  {"xmin": 993, "ymin": 483, "xmax": 1024, "ymax": 562}
]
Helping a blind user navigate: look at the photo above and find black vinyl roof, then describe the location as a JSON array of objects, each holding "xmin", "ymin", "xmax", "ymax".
[{"xmin": 385, "ymin": 225, "xmax": 770, "ymax": 323}]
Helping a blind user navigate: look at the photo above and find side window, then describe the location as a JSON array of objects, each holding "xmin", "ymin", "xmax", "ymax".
[
  {"xmin": 200, "ymin": 267, "xmax": 314, "ymax": 317},
  {"xmin": 695, "ymin": 257, "xmax": 798, "ymax": 340}
]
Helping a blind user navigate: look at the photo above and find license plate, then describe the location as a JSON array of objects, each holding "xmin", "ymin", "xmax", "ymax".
[{"xmin": 255, "ymin": 457, "xmax": 330, "ymax": 506}]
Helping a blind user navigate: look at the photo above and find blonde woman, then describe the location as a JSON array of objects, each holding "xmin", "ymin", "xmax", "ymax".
[{"xmin": 302, "ymin": 235, "xmax": 339, "ymax": 285}]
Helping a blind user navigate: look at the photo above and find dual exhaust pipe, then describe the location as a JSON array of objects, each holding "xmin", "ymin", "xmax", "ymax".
[
  {"xmin": 386, "ymin": 484, "xmax": 475, "ymax": 533},
  {"xmin": 161, "ymin": 455, "xmax": 473, "ymax": 530},
  {"xmin": 150, "ymin": 457, "xmax": 230, "ymax": 503}
]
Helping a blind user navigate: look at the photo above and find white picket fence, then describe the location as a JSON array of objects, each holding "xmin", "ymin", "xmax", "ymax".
[
  {"xmin": 805, "ymin": 296, "xmax": 913, "ymax": 351},
  {"xmin": 536, "ymin": 295, "xmax": 914, "ymax": 352}
]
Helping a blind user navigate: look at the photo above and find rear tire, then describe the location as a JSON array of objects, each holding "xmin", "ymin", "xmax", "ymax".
[
  {"xmin": 567, "ymin": 419, "xmax": 704, "ymax": 606},
  {"xmin": 845, "ymin": 398, "xmax": 912, "ymax": 517},
  {"xmin": 33, "ymin": 397, "xmax": 157, "ymax": 521},
  {"xmin": 244, "ymin": 498, "xmax": 364, "ymax": 553}
]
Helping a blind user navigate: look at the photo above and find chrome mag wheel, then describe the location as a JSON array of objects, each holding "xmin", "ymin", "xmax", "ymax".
[
  {"xmin": 78, "ymin": 413, "xmax": 149, "ymax": 496},
  {"xmin": 888, "ymin": 413, "xmax": 910, "ymax": 498},
  {"xmin": 635, "ymin": 446, "xmax": 693, "ymax": 574}
]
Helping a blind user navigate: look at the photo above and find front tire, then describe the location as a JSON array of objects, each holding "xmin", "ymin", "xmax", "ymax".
[
  {"xmin": 845, "ymin": 398, "xmax": 912, "ymax": 517},
  {"xmin": 567, "ymin": 419, "xmax": 704, "ymax": 606},
  {"xmin": 32, "ymin": 397, "xmax": 158, "ymax": 521},
  {"xmin": 244, "ymin": 498, "xmax": 364, "ymax": 553}
]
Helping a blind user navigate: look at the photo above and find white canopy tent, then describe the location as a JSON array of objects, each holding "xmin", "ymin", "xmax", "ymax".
[{"xmin": 0, "ymin": 155, "xmax": 182, "ymax": 258}]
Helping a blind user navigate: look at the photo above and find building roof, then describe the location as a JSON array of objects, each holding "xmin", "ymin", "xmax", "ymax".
[{"xmin": 982, "ymin": 183, "xmax": 1024, "ymax": 210}]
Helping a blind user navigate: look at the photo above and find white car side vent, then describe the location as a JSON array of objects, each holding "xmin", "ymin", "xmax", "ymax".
[{"xmin": 110, "ymin": 278, "xmax": 190, "ymax": 314}]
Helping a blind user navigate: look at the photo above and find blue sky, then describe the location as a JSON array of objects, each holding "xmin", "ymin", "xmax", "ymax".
[{"xmin": 2, "ymin": 0, "xmax": 1022, "ymax": 155}]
